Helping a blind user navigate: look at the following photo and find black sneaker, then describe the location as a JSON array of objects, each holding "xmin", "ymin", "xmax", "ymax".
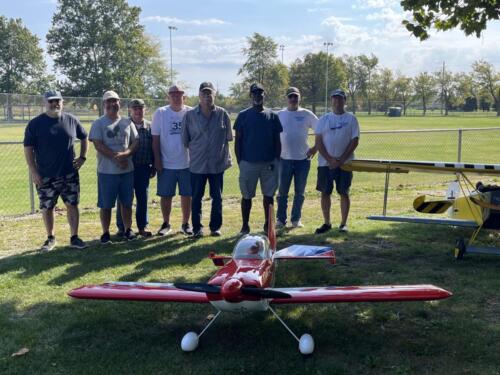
[
  {"xmin": 181, "ymin": 223, "xmax": 193, "ymax": 236},
  {"xmin": 70, "ymin": 235, "xmax": 88, "ymax": 249},
  {"xmin": 239, "ymin": 225, "xmax": 250, "ymax": 236},
  {"xmin": 193, "ymin": 228, "xmax": 204, "ymax": 238},
  {"xmin": 100, "ymin": 232, "xmax": 112, "ymax": 244},
  {"xmin": 157, "ymin": 222, "xmax": 171, "ymax": 236},
  {"xmin": 315, "ymin": 223, "xmax": 332, "ymax": 234},
  {"xmin": 210, "ymin": 230, "xmax": 222, "ymax": 237},
  {"xmin": 40, "ymin": 236, "xmax": 56, "ymax": 252},
  {"xmin": 124, "ymin": 228, "xmax": 137, "ymax": 241}
]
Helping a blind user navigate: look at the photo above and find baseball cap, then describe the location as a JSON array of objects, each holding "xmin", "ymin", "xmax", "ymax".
[
  {"xmin": 250, "ymin": 83, "xmax": 265, "ymax": 93},
  {"xmin": 129, "ymin": 98, "xmax": 145, "ymax": 108},
  {"xmin": 199, "ymin": 81, "xmax": 216, "ymax": 92},
  {"xmin": 330, "ymin": 89, "xmax": 346, "ymax": 99},
  {"xmin": 168, "ymin": 84, "xmax": 185, "ymax": 94},
  {"xmin": 44, "ymin": 90, "xmax": 62, "ymax": 101},
  {"xmin": 103, "ymin": 90, "xmax": 120, "ymax": 101},
  {"xmin": 286, "ymin": 87, "xmax": 300, "ymax": 97}
]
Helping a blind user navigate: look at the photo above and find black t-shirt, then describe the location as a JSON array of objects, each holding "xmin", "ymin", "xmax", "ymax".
[
  {"xmin": 23, "ymin": 112, "xmax": 87, "ymax": 177},
  {"xmin": 233, "ymin": 107, "xmax": 282, "ymax": 163}
]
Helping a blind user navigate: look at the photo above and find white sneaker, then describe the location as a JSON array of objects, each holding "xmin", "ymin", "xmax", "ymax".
[
  {"xmin": 275, "ymin": 220, "xmax": 285, "ymax": 229},
  {"xmin": 292, "ymin": 220, "xmax": 304, "ymax": 228},
  {"xmin": 339, "ymin": 224, "xmax": 348, "ymax": 233}
]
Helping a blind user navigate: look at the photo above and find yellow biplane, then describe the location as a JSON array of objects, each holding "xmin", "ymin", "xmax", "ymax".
[{"xmin": 343, "ymin": 159, "xmax": 500, "ymax": 259}]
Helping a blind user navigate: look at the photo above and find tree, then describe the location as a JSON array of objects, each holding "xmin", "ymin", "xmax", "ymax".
[
  {"xmin": 472, "ymin": 60, "xmax": 500, "ymax": 116},
  {"xmin": 372, "ymin": 68, "xmax": 394, "ymax": 113},
  {"xmin": 392, "ymin": 75, "xmax": 414, "ymax": 115},
  {"xmin": 434, "ymin": 66, "xmax": 455, "ymax": 115},
  {"xmin": 47, "ymin": 0, "xmax": 170, "ymax": 98},
  {"xmin": 0, "ymin": 16, "xmax": 54, "ymax": 119},
  {"xmin": 401, "ymin": 0, "xmax": 500, "ymax": 40},
  {"xmin": 343, "ymin": 55, "xmax": 367, "ymax": 114},
  {"xmin": 454, "ymin": 73, "xmax": 477, "ymax": 111},
  {"xmin": 238, "ymin": 33, "xmax": 288, "ymax": 107},
  {"xmin": 289, "ymin": 52, "xmax": 346, "ymax": 114},
  {"xmin": 413, "ymin": 72, "xmax": 436, "ymax": 115},
  {"xmin": 358, "ymin": 54, "xmax": 378, "ymax": 114}
]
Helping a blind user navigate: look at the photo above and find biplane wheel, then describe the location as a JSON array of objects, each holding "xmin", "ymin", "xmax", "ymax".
[
  {"xmin": 299, "ymin": 334, "xmax": 314, "ymax": 355},
  {"xmin": 454, "ymin": 238, "xmax": 466, "ymax": 260},
  {"xmin": 181, "ymin": 331, "xmax": 199, "ymax": 352}
]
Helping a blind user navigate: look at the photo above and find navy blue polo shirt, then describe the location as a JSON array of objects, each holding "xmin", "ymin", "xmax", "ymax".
[
  {"xmin": 233, "ymin": 107, "xmax": 282, "ymax": 163},
  {"xmin": 23, "ymin": 112, "xmax": 87, "ymax": 177}
]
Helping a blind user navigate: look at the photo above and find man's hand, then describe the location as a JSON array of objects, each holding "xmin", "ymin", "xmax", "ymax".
[
  {"xmin": 306, "ymin": 147, "xmax": 316, "ymax": 159},
  {"xmin": 31, "ymin": 171, "xmax": 42, "ymax": 186},
  {"xmin": 327, "ymin": 157, "xmax": 341, "ymax": 170},
  {"xmin": 154, "ymin": 159, "xmax": 163, "ymax": 173},
  {"xmin": 114, "ymin": 151, "xmax": 129, "ymax": 160},
  {"xmin": 149, "ymin": 166, "xmax": 156, "ymax": 178},
  {"xmin": 73, "ymin": 157, "xmax": 86, "ymax": 170}
]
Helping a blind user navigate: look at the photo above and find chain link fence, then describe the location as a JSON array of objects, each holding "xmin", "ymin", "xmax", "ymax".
[{"xmin": 1, "ymin": 127, "xmax": 499, "ymax": 217}]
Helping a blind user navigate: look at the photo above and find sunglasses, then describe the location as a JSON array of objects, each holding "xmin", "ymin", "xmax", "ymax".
[{"xmin": 48, "ymin": 99, "xmax": 61, "ymax": 104}]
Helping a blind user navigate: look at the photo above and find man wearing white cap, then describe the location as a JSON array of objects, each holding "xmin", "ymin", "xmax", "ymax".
[
  {"xmin": 89, "ymin": 90, "xmax": 139, "ymax": 244},
  {"xmin": 151, "ymin": 84, "xmax": 193, "ymax": 236}
]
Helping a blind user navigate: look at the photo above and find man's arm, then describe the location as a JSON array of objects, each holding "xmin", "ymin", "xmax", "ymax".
[
  {"xmin": 315, "ymin": 135, "xmax": 333, "ymax": 162},
  {"xmin": 152, "ymin": 135, "xmax": 163, "ymax": 172},
  {"xmin": 338, "ymin": 137, "xmax": 359, "ymax": 165},
  {"xmin": 24, "ymin": 146, "xmax": 42, "ymax": 186},
  {"xmin": 274, "ymin": 130, "xmax": 281, "ymax": 160},
  {"xmin": 73, "ymin": 138, "xmax": 89, "ymax": 170},
  {"xmin": 234, "ymin": 130, "xmax": 242, "ymax": 164},
  {"xmin": 92, "ymin": 139, "xmax": 117, "ymax": 159}
]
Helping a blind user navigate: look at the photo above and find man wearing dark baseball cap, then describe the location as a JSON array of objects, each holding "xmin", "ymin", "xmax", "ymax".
[
  {"xmin": 314, "ymin": 88, "xmax": 359, "ymax": 234},
  {"xmin": 276, "ymin": 86, "xmax": 318, "ymax": 229},
  {"xmin": 233, "ymin": 83, "xmax": 283, "ymax": 235},
  {"xmin": 24, "ymin": 90, "xmax": 89, "ymax": 251},
  {"xmin": 181, "ymin": 81, "xmax": 233, "ymax": 237}
]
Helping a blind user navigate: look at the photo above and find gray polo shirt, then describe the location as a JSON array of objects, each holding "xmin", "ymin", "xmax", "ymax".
[
  {"xmin": 89, "ymin": 115, "xmax": 138, "ymax": 174},
  {"xmin": 181, "ymin": 105, "xmax": 233, "ymax": 174}
]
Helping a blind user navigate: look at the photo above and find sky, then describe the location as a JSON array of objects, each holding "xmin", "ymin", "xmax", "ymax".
[{"xmin": 1, "ymin": 0, "xmax": 499, "ymax": 95}]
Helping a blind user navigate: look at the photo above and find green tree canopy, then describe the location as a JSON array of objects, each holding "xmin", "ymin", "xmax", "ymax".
[
  {"xmin": 47, "ymin": 0, "xmax": 171, "ymax": 98},
  {"xmin": 472, "ymin": 60, "xmax": 500, "ymax": 115},
  {"xmin": 0, "ymin": 16, "xmax": 53, "ymax": 94},
  {"xmin": 401, "ymin": 0, "xmax": 500, "ymax": 40}
]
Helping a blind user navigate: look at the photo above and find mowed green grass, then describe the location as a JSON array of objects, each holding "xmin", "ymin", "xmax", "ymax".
[{"xmin": 0, "ymin": 115, "xmax": 499, "ymax": 374}]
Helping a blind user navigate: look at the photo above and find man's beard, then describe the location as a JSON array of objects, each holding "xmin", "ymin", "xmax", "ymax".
[{"xmin": 47, "ymin": 108, "xmax": 62, "ymax": 117}]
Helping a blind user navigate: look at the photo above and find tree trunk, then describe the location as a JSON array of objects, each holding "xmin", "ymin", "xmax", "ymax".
[
  {"xmin": 422, "ymin": 96, "xmax": 427, "ymax": 116},
  {"xmin": 352, "ymin": 95, "xmax": 357, "ymax": 114}
]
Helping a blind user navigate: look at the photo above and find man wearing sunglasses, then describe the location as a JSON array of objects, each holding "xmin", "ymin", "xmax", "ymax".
[
  {"xmin": 276, "ymin": 87, "xmax": 318, "ymax": 229},
  {"xmin": 24, "ymin": 90, "xmax": 88, "ymax": 251},
  {"xmin": 89, "ymin": 90, "xmax": 139, "ymax": 244}
]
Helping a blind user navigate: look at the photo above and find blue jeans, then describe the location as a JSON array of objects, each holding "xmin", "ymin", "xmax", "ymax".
[
  {"xmin": 277, "ymin": 158, "xmax": 310, "ymax": 224},
  {"xmin": 191, "ymin": 172, "xmax": 224, "ymax": 232},
  {"xmin": 117, "ymin": 164, "xmax": 151, "ymax": 231}
]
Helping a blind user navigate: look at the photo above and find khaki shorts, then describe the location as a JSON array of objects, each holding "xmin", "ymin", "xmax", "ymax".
[{"xmin": 238, "ymin": 159, "xmax": 279, "ymax": 199}]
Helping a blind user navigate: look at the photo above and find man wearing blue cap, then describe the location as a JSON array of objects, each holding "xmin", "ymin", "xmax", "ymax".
[
  {"xmin": 314, "ymin": 89, "xmax": 359, "ymax": 234},
  {"xmin": 24, "ymin": 90, "xmax": 89, "ymax": 251}
]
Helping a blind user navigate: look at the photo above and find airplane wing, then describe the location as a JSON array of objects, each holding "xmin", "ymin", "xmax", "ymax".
[
  {"xmin": 270, "ymin": 284, "xmax": 452, "ymax": 304},
  {"xmin": 68, "ymin": 281, "xmax": 210, "ymax": 303},
  {"xmin": 342, "ymin": 159, "xmax": 500, "ymax": 175},
  {"xmin": 367, "ymin": 215, "xmax": 478, "ymax": 227},
  {"xmin": 413, "ymin": 195, "xmax": 452, "ymax": 214},
  {"xmin": 274, "ymin": 245, "xmax": 335, "ymax": 262}
]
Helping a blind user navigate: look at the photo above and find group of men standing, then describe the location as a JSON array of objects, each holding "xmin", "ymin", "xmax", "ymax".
[{"xmin": 23, "ymin": 82, "xmax": 359, "ymax": 251}]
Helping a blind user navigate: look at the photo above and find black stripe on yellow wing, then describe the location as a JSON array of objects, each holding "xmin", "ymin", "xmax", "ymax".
[{"xmin": 413, "ymin": 195, "xmax": 453, "ymax": 214}]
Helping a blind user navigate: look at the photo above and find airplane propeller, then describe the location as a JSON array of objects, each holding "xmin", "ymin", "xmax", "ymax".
[{"xmin": 174, "ymin": 282, "xmax": 291, "ymax": 299}]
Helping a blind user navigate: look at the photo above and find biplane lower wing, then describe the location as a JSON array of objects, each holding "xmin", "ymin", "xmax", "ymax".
[
  {"xmin": 343, "ymin": 159, "xmax": 500, "ymax": 175},
  {"xmin": 274, "ymin": 245, "xmax": 335, "ymax": 262},
  {"xmin": 68, "ymin": 282, "xmax": 210, "ymax": 303},
  {"xmin": 270, "ymin": 284, "xmax": 451, "ymax": 304},
  {"xmin": 367, "ymin": 215, "xmax": 478, "ymax": 227}
]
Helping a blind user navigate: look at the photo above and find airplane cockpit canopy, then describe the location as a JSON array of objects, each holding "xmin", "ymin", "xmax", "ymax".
[{"xmin": 233, "ymin": 235, "xmax": 271, "ymax": 260}]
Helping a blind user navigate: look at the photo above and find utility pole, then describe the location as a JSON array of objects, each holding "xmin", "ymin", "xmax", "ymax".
[
  {"xmin": 323, "ymin": 42, "xmax": 333, "ymax": 114},
  {"xmin": 168, "ymin": 25, "xmax": 178, "ymax": 84},
  {"xmin": 279, "ymin": 44, "xmax": 285, "ymax": 64}
]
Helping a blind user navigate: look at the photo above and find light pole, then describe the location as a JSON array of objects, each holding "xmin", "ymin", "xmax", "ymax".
[
  {"xmin": 323, "ymin": 41, "xmax": 333, "ymax": 114},
  {"xmin": 279, "ymin": 44, "xmax": 285, "ymax": 64},
  {"xmin": 168, "ymin": 25, "xmax": 177, "ymax": 84}
]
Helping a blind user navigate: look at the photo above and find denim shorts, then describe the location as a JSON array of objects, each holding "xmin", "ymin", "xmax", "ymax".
[
  {"xmin": 157, "ymin": 168, "xmax": 192, "ymax": 197},
  {"xmin": 316, "ymin": 166, "xmax": 353, "ymax": 195},
  {"xmin": 97, "ymin": 172, "xmax": 134, "ymax": 209}
]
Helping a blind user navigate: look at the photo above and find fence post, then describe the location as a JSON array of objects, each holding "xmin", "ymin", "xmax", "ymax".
[
  {"xmin": 28, "ymin": 170, "xmax": 35, "ymax": 214},
  {"xmin": 457, "ymin": 129, "xmax": 463, "ymax": 162}
]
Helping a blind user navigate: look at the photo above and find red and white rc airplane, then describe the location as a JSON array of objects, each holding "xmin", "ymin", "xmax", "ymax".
[{"xmin": 69, "ymin": 207, "xmax": 452, "ymax": 354}]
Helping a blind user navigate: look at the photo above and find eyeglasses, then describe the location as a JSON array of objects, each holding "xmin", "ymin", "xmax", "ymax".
[{"xmin": 48, "ymin": 99, "xmax": 61, "ymax": 104}]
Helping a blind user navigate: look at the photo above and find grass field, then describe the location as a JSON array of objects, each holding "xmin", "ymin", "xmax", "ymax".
[{"xmin": 1, "ymin": 115, "xmax": 499, "ymax": 374}]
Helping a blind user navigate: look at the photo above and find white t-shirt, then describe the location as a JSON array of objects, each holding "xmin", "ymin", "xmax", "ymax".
[
  {"xmin": 314, "ymin": 112, "xmax": 360, "ymax": 167},
  {"xmin": 278, "ymin": 107, "xmax": 318, "ymax": 160},
  {"xmin": 151, "ymin": 105, "xmax": 192, "ymax": 169}
]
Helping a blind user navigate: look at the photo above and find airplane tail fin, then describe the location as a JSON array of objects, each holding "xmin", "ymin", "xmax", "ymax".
[
  {"xmin": 268, "ymin": 204, "xmax": 276, "ymax": 251},
  {"xmin": 413, "ymin": 195, "xmax": 452, "ymax": 214}
]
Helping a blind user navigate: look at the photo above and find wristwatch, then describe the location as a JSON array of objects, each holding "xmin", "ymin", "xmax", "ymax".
[
  {"xmin": 335, "ymin": 157, "xmax": 341, "ymax": 162},
  {"xmin": 79, "ymin": 156, "xmax": 87, "ymax": 161}
]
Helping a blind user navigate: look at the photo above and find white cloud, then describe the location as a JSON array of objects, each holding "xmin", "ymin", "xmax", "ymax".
[{"xmin": 143, "ymin": 16, "xmax": 229, "ymax": 26}]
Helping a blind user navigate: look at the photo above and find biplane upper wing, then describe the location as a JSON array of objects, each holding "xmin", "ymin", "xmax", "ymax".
[
  {"xmin": 342, "ymin": 159, "xmax": 500, "ymax": 175},
  {"xmin": 270, "ymin": 284, "xmax": 452, "ymax": 304},
  {"xmin": 274, "ymin": 245, "xmax": 335, "ymax": 262},
  {"xmin": 68, "ymin": 282, "xmax": 210, "ymax": 303}
]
